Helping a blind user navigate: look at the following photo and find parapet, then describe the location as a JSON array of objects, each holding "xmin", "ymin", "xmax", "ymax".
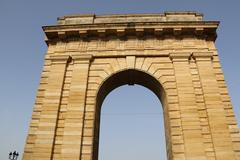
[{"xmin": 57, "ymin": 12, "xmax": 204, "ymax": 25}]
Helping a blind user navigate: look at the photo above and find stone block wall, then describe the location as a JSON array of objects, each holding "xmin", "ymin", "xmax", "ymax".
[{"xmin": 23, "ymin": 12, "xmax": 240, "ymax": 160}]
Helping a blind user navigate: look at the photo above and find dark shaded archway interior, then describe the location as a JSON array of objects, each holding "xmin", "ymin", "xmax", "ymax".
[{"xmin": 93, "ymin": 69, "xmax": 169, "ymax": 160}]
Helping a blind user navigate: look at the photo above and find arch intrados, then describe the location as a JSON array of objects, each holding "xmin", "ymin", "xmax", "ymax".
[
  {"xmin": 93, "ymin": 69, "xmax": 168, "ymax": 160},
  {"xmin": 96, "ymin": 69, "xmax": 165, "ymax": 109}
]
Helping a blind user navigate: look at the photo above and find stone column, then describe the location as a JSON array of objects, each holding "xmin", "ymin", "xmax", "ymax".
[
  {"xmin": 61, "ymin": 54, "xmax": 92, "ymax": 159},
  {"xmin": 170, "ymin": 53, "xmax": 206, "ymax": 160},
  {"xmin": 32, "ymin": 55, "xmax": 70, "ymax": 160},
  {"xmin": 193, "ymin": 52, "xmax": 236, "ymax": 160}
]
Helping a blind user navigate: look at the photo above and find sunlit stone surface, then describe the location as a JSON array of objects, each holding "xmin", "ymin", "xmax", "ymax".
[{"xmin": 23, "ymin": 12, "xmax": 240, "ymax": 160}]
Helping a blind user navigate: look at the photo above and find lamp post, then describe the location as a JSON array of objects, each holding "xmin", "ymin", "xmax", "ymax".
[{"xmin": 9, "ymin": 151, "xmax": 19, "ymax": 160}]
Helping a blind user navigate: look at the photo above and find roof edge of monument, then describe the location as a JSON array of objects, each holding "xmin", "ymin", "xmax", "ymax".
[{"xmin": 56, "ymin": 11, "xmax": 205, "ymax": 25}]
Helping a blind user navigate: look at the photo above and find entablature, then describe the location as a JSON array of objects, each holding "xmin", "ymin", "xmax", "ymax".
[
  {"xmin": 43, "ymin": 12, "xmax": 219, "ymax": 45},
  {"xmin": 43, "ymin": 22, "xmax": 218, "ymax": 44}
]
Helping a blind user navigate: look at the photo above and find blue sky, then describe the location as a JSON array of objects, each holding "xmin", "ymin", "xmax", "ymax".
[
  {"xmin": 0, "ymin": 0, "xmax": 239, "ymax": 159},
  {"xmin": 100, "ymin": 85, "xmax": 166, "ymax": 160}
]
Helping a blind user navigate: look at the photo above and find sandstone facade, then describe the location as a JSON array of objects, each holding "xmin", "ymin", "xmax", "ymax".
[{"xmin": 23, "ymin": 12, "xmax": 240, "ymax": 160}]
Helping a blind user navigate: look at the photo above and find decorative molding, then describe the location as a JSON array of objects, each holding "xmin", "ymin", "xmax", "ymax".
[
  {"xmin": 47, "ymin": 55, "xmax": 71, "ymax": 64},
  {"xmin": 169, "ymin": 52, "xmax": 191, "ymax": 62},
  {"xmin": 43, "ymin": 23, "xmax": 219, "ymax": 44},
  {"xmin": 71, "ymin": 54, "xmax": 93, "ymax": 64},
  {"xmin": 192, "ymin": 52, "xmax": 213, "ymax": 61}
]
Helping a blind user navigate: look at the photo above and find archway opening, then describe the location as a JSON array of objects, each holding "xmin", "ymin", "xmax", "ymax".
[
  {"xmin": 94, "ymin": 69, "xmax": 169, "ymax": 160},
  {"xmin": 98, "ymin": 84, "xmax": 167, "ymax": 160}
]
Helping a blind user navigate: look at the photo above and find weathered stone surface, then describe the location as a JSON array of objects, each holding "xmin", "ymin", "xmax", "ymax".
[{"xmin": 23, "ymin": 12, "xmax": 240, "ymax": 160}]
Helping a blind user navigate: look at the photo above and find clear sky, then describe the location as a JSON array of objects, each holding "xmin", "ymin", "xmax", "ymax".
[{"xmin": 0, "ymin": 0, "xmax": 240, "ymax": 159}]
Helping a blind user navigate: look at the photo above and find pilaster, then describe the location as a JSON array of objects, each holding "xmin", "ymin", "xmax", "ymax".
[
  {"xmin": 189, "ymin": 57, "xmax": 216, "ymax": 159},
  {"xmin": 32, "ymin": 55, "xmax": 70, "ymax": 160},
  {"xmin": 193, "ymin": 52, "xmax": 236, "ymax": 160},
  {"xmin": 170, "ymin": 52, "xmax": 206, "ymax": 160},
  {"xmin": 60, "ymin": 54, "xmax": 92, "ymax": 159}
]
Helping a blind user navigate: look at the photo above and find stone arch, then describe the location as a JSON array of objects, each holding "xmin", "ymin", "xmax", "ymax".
[
  {"xmin": 93, "ymin": 69, "xmax": 170, "ymax": 160},
  {"xmin": 87, "ymin": 56, "xmax": 174, "ymax": 99},
  {"xmin": 22, "ymin": 12, "xmax": 240, "ymax": 160}
]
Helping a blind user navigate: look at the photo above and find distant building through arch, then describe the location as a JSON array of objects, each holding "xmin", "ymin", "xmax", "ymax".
[{"xmin": 23, "ymin": 12, "xmax": 240, "ymax": 160}]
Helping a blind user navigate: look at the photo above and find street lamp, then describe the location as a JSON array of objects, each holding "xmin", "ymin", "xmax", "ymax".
[{"xmin": 9, "ymin": 151, "xmax": 19, "ymax": 160}]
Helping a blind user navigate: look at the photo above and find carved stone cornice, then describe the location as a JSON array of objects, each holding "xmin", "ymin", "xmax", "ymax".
[
  {"xmin": 43, "ymin": 23, "xmax": 218, "ymax": 44},
  {"xmin": 43, "ymin": 12, "xmax": 219, "ymax": 45}
]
